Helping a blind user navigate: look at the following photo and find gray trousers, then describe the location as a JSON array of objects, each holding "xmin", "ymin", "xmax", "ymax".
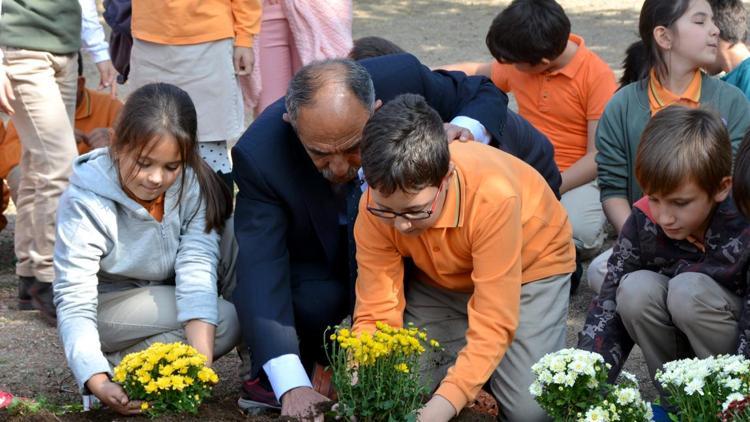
[
  {"xmin": 587, "ymin": 247, "xmax": 612, "ymax": 294},
  {"xmin": 98, "ymin": 286, "xmax": 240, "ymax": 365},
  {"xmin": 405, "ymin": 273, "xmax": 570, "ymax": 421},
  {"xmin": 616, "ymin": 270, "xmax": 741, "ymax": 382},
  {"xmin": 560, "ymin": 180, "xmax": 607, "ymax": 258}
]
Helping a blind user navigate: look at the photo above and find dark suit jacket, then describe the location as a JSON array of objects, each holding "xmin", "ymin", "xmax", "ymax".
[{"xmin": 231, "ymin": 53, "xmax": 560, "ymax": 376}]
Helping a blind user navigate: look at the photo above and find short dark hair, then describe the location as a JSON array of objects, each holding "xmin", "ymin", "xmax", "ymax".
[
  {"xmin": 360, "ymin": 94, "xmax": 449, "ymax": 196},
  {"xmin": 285, "ymin": 59, "xmax": 375, "ymax": 124},
  {"xmin": 733, "ymin": 131, "xmax": 750, "ymax": 217},
  {"xmin": 486, "ymin": 0, "xmax": 570, "ymax": 65},
  {"xmin": 349, "ymin": 36, "xmax": 406, "ymax": 61},
  {"xmin": 636, "ymin": 106, "xmax": 732, "ymax": 198},
  {"xmin": 708, "ymin": 0, "xmax": 748, "ymax": 45}
]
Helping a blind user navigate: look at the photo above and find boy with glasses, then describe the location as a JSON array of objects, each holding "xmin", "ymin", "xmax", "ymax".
[{"xmin": 352, "ymin": 94, "xmax": 575, "ymax": 421}]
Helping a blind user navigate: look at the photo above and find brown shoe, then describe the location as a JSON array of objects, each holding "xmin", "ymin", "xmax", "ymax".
[{"xmin": 29, "ymin": 281, "xmax": 56, "ymax": 326}]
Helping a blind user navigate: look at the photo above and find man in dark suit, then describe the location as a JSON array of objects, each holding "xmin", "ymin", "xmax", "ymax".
[{"xmin": 231, "ymin": 53, "xmax": 559, "ymax": 418}]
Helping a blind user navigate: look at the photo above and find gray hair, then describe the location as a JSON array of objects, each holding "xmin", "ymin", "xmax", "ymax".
[{"xmin": 284, "ymin": 58, "xmax": 376, "ymax": 124}]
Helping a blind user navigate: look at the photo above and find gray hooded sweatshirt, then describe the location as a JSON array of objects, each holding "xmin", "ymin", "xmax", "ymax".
[{"xmin": 53, "ymin": 149, "xmax": 220, "ymax": 390}]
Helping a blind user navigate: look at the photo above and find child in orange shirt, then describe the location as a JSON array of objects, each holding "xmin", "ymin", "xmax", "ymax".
[
  {"xmin": 129, "ymin": 0, "xmax": 261, "ymax": 185},
  {"xmin": 353, "ymin": 94, "xmax": 574, "ymax": 421},
  {"xmin": 441, "ymin": 0, "xmax": 616, "ymax": 275}
]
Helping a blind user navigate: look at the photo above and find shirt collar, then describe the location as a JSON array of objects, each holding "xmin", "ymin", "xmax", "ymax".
[
  {"xmin": 648, "ymin": 68, "xmax": 702, "ymax": 115},
  {"xmin": 75, "ymin": 89, "xmax": 92, "ymax": 120},
  {"xmin": 432, "ymin": 165, "xmax": 465, "ymax": 229},
  {"xmin": 548, "ymin": 34, "xmax": 586, "ymax": 79}
]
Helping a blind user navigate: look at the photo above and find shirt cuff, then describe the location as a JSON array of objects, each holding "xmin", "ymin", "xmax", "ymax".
[
  {"xmin": 449, "ymin": 116, "xmax": 491, "ymax": 144},
  {"xmin": 263, "ymin": 354, "xmax": 312, "ymax": 401}
]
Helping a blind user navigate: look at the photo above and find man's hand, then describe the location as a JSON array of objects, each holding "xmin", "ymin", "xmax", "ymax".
[
  {"xmin": 0, "ymin": 68, "xmax": 15, "ymax": 115},
  {"xmin": 85, "ymin": 128, "xmax": 114, "ymax": 149},
  {"xmin": 417, "ymin": 395, "xmax": 456, "ymax": 422},
  {"xmin": 233, "ymin": 46, "xmax": 254, "ymax": 76},
  {"xmin": 443, "ymin": 123, "xmax": 474, "ymax": 143},
  {"xmin": 95, "ymin": 60, "xmax": 117, "ymax": 97},
  {"xmin": 281, "ymin": 386, "xmax": 328, "ymax": 421},
  {"xmin": 85, "ymin": 373, "xmax": 143, "ymax": 415}
]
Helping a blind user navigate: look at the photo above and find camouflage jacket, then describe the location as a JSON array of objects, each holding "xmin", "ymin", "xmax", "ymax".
[{"xmin": 578, "ymin": 196, "xmax": 750, "ymax": 379}]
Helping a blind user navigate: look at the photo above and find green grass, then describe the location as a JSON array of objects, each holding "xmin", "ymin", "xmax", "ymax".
[{"xmin": 5, "ymin": 396, "xmax": 83, "ymax": 417}]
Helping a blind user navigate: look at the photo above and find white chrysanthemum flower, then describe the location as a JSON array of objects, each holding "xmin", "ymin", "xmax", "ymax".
[
  {"xmin": 723, "ymin": 377, "xmax": 742, "ymax": 392},
  {"xmin": 529, "ymin": 381, "xmax": 543, "ymax": 397},
  {"xmin": 615, "ymin": 387, "xmax": 638, "ymax": 406},
  {"xmin": 581, "ymin": 406, "xmax": 610, "ymax": 422},
  {"xmin": 684, "ymin": 378, "xmax": 705, "ymax": 395},
  {"xmin": 553, "ymin": 372, "xmax": 567, "ymax": 385}
]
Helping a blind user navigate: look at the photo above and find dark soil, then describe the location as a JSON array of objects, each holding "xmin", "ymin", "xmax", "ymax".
[{"xmin": 3, "ymin": 397, "xmax": 294, "ymax": 422}]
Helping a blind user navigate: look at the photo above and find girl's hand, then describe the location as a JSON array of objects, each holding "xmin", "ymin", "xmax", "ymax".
[{"xmin": 85, "ymin": 373, "xmax": 143, "ymax": 415}]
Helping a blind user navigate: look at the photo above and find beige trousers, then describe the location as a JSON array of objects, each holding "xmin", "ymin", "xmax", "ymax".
[
  {"xmin": 405, "ymin": 273, "xmax": 570, "ymax": 421},
  {"xmin": 2, "ymin": 48, "xmax": 78, "ymax": 283},
  {"xmin": 560, "ymin": 180, "xmax": 607, "ymax": 258},
  {"xmin": 616, "ymin": 270, "xmax": 741, "ymax": 382}
]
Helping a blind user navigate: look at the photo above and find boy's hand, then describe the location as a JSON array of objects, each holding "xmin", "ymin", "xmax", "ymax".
[
  {"xmin": 85, "ymin": 373, "xmax": 143, "ymax": 415},
  {"xmin": 95, "ymin": 60, "xmax": 118, "ymax": 97},
  {"xmin": 417, "ymin": 395, "xmax": 456, "ymax": 422},
  {"xmin": 233, "ymin": 46, "xmax": 254, "ymax": 76},
  {"xmin": 0, "ymin": 68, "xmax": 15, "ymax": 115},
  {"xmin": 443, "ymin": 123, "xmax": 474, "ymax": 143},
  {"xmin": 281, "ymin": 386, "xmax": 327, "ymax": 421}
]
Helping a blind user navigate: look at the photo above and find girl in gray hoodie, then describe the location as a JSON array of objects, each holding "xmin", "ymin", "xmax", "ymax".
[{"xmin": 53, "ymin": 83, "xmax": 240, "ymax": 415}]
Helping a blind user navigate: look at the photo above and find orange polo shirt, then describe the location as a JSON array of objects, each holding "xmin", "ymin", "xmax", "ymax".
[
  {"xmin": 0, "ymin": 88, "xmax": 123, "ymax": 180},
  {"xmin": 353, "ymin": 142, "xmax": 575, "ymax": 411},
  {"xmin": 490, "ymin": 34, "xmax": 617, "ymax": 171},
  {"xmin": 131, "ymin": 0, "xmax": 262, "ymax": 48},
  {"xmin": 647, "ymin": 68, "xmax": 702, "ymax": 115}
]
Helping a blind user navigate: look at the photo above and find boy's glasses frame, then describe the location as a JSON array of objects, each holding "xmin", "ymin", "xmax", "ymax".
[{"xmin": 365, "ymin": 179, "xmax": 446, "ymax": 221}]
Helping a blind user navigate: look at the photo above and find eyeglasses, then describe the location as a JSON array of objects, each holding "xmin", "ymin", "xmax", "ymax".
[{"xmin": 366, "ymin": 179, "xmax": 446, "ymax": 221}]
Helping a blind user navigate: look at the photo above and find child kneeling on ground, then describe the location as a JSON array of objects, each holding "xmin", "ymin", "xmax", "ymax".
[
  {"xmin": 352, "ymin": 94, "xmax": 575, "ymax": 421},
  {"xmin": 54, "ymin": 83, "xmax": 240, "ymax": 415},
  {"xmin": 578, "ymin": 105, "xmax": 750, "ymax": 386}
]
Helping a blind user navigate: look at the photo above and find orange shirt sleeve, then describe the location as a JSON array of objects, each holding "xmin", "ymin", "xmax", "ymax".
[
  {"xmin": 584, "ymin": 58, "xmax": 617, "ymax": 121},
  {"xmin": 0, "ymin": 122, "xmax": 21, "ymax": 180},
  {"xmin": 352, "ymin": 206, "xmax": 407, "ymax": 336},
  {"xmin": 231, "ymin": 0, "xmax": 262, "ymax": 48},
  {"xmin": 490, "ymin": 61, "xmax": 512, "ymax": 93},
  {"xmin": 435, "ymin": 196, "xmax": 523, "ymax": 411}
]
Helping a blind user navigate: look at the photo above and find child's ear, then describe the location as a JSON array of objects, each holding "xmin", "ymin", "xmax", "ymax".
[
  {"xmin": 714, "ymin": 176, "xmax": 733, "ymax": 202},
  {"xmin": 654, "ymin": 26, "xmax": 673, "ymax": 51}
]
